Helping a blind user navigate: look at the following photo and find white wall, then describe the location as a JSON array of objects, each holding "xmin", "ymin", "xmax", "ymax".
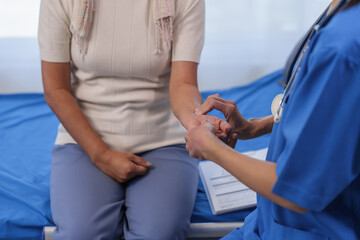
[
  {"xmin": 0, "ymin": 0, "xmax": 42, "ymax": 93},
  {"xmin": 0, "ymin": 0, "xmax": 40, "ymax": 38},
  {"xmin": 0, "ymin": 38, "xmax": 43, "ymax": 93},
  {"xmin": 0, "ymin": 0, "xmax": 330, "ymax": 93},
  {"xmin": 198, "ymin": 0, "xmax": 331, "ymax": 91}
]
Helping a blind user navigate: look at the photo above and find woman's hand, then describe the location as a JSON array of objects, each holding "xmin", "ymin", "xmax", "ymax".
[
  {"xmin": 93, "ymin": 149, "xmax": 152, "ymax": 183},
  {"xmin": 195, "ymin": 94, "xmax": 255, "ymax": 140},
  {"xmin": 185, "ymin": 122, "xmax": 220, "ymax": 160},
  {"xmin": 186, "ymin": 114, "xmax": 230, "ymax": 139},
  {"xmin": 187, "ymin": 114, "xmax": 238, "ymax": 148}
]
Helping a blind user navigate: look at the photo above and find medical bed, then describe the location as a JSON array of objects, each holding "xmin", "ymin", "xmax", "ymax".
[{"xmin": 0, "ymin": 70, "xmax": 282, "ymax": 240}]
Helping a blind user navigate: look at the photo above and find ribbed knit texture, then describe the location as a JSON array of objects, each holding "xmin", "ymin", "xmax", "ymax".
[{"xmin": 73, "ymin": 0, "xmax": 175, "ymax": 54}]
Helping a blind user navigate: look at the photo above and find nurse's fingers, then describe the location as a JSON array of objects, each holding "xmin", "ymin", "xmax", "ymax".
[
  {"xmin": 195, "ymin": 99, "xmax": 226, "ymax": 115},
  {"xmin": 195, "ymin": 94, "xmax": 223, "ymax": 115},
  {"xmin": 195, "ymin": 94, "xmax": 236, "ymax": 117},
  {"xmin": 216, "ymin": 118, "xmax": 232, "ymax": 140},
  {"xmin": 227, "ymin": 133, "xmax": 238, "ymax": 148}
]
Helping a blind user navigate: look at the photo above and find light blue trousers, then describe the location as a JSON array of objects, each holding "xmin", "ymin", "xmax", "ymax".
[{"xmin": 50, "ymin": 144, "xmax": 198, "ymax": 240}]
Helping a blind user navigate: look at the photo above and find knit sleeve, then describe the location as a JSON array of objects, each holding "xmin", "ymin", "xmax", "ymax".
[
  {"xmin": 171, "ymin": 0, "xmax": 205, "ymax": 63},
  {"xmin": 38, "ymin": 0, "xmax": 72, "ymax": 62}
]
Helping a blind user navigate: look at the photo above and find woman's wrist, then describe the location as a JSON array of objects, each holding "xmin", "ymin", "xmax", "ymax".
[
  {"xmin": 88, "ymin": 142, "xmax": 111, "ymax": 164},
  {"xmin": 184, "ymin": 112, "xmax": 200, "ymax": 130}
]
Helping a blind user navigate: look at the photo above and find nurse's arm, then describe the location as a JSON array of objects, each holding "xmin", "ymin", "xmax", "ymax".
[
  {"xmin": 185, "ymin": 125, "xmax": 307, "ymax": 214},
  {"xmin": 214, "ymin": 146, "xmax": 308, "ymax": 213}
]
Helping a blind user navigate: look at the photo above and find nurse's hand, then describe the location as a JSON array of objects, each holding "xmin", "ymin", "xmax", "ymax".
[
  {"xmin": 186, "ymin": 114, "xmax": 236, "ymax": 147},
  {"xmin": 185, "ymin": 122, "xmax": 220, "ymax": 160},
  {"xmin": 195, "ymin": 94, "xmax": 255, "ymax": 140},
  {"xmin": 93, "ymin": 149, "xmax": 152, "ymax": 183}
]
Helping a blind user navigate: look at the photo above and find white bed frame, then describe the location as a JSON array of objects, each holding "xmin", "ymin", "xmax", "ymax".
[{"xmin": 43, "ymin": 222, "xmax": 243, "ymax": 240}]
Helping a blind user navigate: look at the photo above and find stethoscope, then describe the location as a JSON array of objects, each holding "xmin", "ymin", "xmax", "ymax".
[{"xmin": 271, "ymin": 0, "xmax": 348, "ymax": 123}]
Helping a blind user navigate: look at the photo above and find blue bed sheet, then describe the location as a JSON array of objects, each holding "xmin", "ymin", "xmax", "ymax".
[
  {"xmin": 0, "ymin": 94, "xmax": 57, "ymax": 240},
  {"xmin": 0, "ymin": 70, "xmax": 283, "ymax": 239}
]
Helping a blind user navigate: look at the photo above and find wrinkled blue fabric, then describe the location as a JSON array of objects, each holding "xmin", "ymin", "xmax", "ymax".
[{"xmin": 0, "ymin": 94, "xmax": 58, "ymax": 239}]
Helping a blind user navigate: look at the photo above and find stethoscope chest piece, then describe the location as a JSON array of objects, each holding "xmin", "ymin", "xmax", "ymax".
[{"xmin": 271, "ymin": 94, "xmax": 284, "ymax": 123}]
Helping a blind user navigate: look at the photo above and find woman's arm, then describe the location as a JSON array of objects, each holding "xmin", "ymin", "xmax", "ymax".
[
  {"xmin": 169, "ymin": 61, "xmax": 202, "ymax": 128},
  {"xmin": 185, "ymin": 123, "xmax": 307, "ymax": 213},
  {"xmin": 42, "ymin": 61, "xmax": 108, "ymax": 161},
  {"xmin": 169, "ymin": 61, "xmax": 232, "ymax": 140},
  {"xmin": 41, "ymin": 61, "xmax": 151, "ymax": 182}
]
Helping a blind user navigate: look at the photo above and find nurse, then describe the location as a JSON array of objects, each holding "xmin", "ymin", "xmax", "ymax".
[{"xmin": 185, "ymin": 0, "xmax": 360, "ymax": 239}]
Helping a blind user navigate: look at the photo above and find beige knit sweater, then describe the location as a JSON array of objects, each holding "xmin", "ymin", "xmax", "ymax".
[{"xmin": 38, "ymin": 0, "xmax": 205, "ymax": 153}]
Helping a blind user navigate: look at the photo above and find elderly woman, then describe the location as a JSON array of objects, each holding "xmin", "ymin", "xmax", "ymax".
[
  {"xmin": 38, "ymin": 0, "xmax": 231, "ymax": 239},
  {"xmin": 185, "ymin": 0, "xmax": 360, "ymax": 239}
]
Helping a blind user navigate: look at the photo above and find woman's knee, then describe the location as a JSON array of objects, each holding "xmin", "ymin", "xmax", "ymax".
[
  {"xmin": 53, "ymin": 223, "xmax": 98, "ymax": 240},
  {"xmin": 126, "ymin": 220, "xmax": 189, "ymax": 240},
  {"xmin": 53, "ymin": 218, "xmax": 123, "ymax": 240}
]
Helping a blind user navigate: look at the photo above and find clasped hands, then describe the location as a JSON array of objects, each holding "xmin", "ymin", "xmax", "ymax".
[{"xmin": 185, "ymin": 94, "xmax": 254, "ymax": 160}]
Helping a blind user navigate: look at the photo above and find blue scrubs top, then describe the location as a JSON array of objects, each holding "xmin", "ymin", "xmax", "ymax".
[{"xmin": 223, "ymin": 4, "xmax": 360, "ymax": 240}]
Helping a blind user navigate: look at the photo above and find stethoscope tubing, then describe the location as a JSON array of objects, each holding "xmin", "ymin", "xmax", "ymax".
[{"xmin": 273, "ymin": 0, "xmax": 348, "ymax": 123}]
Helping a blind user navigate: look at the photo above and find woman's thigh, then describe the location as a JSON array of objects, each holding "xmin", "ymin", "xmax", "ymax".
[
  {"xmin": 124, "ymin": 144, "xmax": 199, "ymax": 240},
  {"xmin": 51, "ymin": 144, "xmax": 125, "ymax": 240}
]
